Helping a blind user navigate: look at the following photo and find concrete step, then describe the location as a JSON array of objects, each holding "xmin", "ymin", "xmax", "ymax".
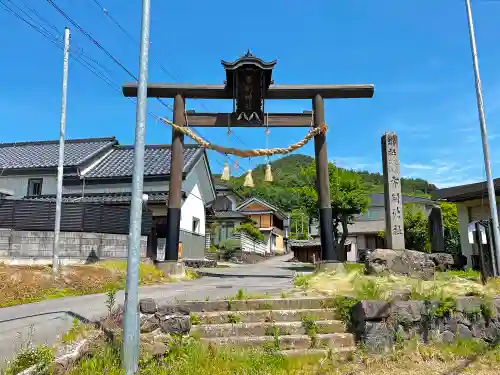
[
  {"xmin": 279, "ymin": 347, "xmax": 356, "ymax": 358},
  {"xmin": 192, "ymin": 320, "xmax": 345, "ymax": 338},
  {"xmin": 182, "ymin": 297, "xmax": 335, "ymax": 312},
  {"xmin": 200, "ymin": 333, "xmax": 354, "ymax": 350},
  {"xmin": 193, "ymin": 309, "xmax": 336, "ymax": 324}
]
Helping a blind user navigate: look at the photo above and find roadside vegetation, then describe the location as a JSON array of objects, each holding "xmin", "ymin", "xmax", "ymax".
[
  {"xmin": 294, "ymin": 264, "xmax": 500, "ymax": 301},
  {"xmin": 6, "ymin": 333, "xmax": 500, "ymax": 375},
  {"xmin": 0, "ymin": 261, "xmax": 198, "ymax": 308}
]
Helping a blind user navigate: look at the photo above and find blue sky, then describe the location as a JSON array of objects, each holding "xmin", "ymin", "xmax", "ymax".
[{"xmin": 2, "ymin": 0, "xmax": 500, "ymax": 188}]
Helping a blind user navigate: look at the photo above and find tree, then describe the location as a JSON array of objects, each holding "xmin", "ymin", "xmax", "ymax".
[
  {"xmin": 296, "ymin": 162, "xmax": 369, "ymax": 261},
  {"xmin": 290, "ymin": 208, "xmax": 309, "ymax": 240},
  {"xmin": 440, "ymin": 202, "xmax": 461, "ymax": 254},
  {"xmin": 403, "ymin": 203, "xmax": 430, "ymax": 252}
]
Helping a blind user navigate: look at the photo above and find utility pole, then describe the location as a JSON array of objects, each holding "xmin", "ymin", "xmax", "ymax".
[
  {"xmin": 465, "ymin": 0, "xmax": 500, "ymax": 276},
  {"xmin": 53, "ymin": 27, "xmax": 70, "ymax": 276},
  {"xmin": 122, "ymin": 0, "xmax": 150, "ymax": 373}
]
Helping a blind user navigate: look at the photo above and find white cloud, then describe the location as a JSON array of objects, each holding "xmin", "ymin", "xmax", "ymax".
[
  {"xmin": 330, "ymin": 156, "xmax": 380, "ymax": 172},
  {"xmin": 402, "ymin": 163, "xmax": 433, "ymax": 170}
]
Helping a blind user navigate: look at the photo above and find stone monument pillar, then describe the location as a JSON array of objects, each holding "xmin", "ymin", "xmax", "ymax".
[
  {"xmin": 382, "ymin": 132, "xmax": 405, "ymax": 250},
  {"xmin": 429, "ymin": 206, "xmax": 445, "ymax": 252}
]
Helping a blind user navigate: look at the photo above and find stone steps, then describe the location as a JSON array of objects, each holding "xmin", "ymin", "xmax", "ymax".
[
  {"xmin": 193, "ymin": 308, "xmax": 336, "ymax": 324},
  {"xmin": 279, "ymin": 347, "xmax": 356, "ymax": 358},
  {"xmin": 200, "ymin": 333, "xmax": 355, "ymax": 350},
  {"xmin": 182, "ymin": 296, "xmax": 355, "ymax": 355},
  {"xmin": 191, "ymin": 320, "xmax": 346, "ymax": 338},
  {"xmin": 181, "ymin": 297, "xmax": 335, "ymax": 313}
]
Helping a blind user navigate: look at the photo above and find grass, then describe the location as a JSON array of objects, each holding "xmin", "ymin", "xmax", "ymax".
[
  {"xmin": 0, "ymin": 260, "xmax": 188, "ymax": 308},
  {"xmin": 299, "ymin": 264, "xmax": 500, "ymax": 301},
  {"xmin": 61, "ymin": 336, "xmax": 500, "ymax": 375},
  {"xmin": 2, "ymin": 345, "xmax": 54, "ymax": 375},
  {"xmin": 62, "ymin": 318, "xmax": 95, "ymax": 344}
]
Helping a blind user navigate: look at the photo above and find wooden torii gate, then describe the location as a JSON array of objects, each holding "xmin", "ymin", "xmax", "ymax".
[{"xmin": 123, "ymin": 51, "xmax": 374, "ymax": 266}]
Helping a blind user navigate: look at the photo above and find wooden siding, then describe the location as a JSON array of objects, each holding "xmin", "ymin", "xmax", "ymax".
[
  {"xmin": 248, "ymin": 214, "xmax": 272, "ymax": 228},
  {"xmin": 244, "ymin": 202, "xmax": 268, "ymax": 211}
]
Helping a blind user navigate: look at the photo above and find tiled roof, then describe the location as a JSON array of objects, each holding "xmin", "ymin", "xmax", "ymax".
[
  {"xmin": 22, "ymin": 191, "xmax": 177, "ymax": 204},
  {"xmin": 0, "ymin": 137, "xmax": 116, "ymax": 169},
  {"xmin": 369, "ymin": 193, "xmax": 434, "ymax": 207},
  {"xmin": 84, "ymin": 144, "xmax": 203, "ymax": 178},
  {"xmin": 289, "ymin": 239, "xmax": 321, "ymax": 248}
]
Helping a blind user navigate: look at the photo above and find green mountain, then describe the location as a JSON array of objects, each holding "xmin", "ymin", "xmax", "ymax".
[{"xmin": 213, "ymin": 154, "xmax": 437, "ymax": 212}]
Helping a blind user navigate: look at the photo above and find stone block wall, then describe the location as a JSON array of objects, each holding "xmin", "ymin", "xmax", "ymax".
[
  {"xmin": 351, "ymin": 297, "xmax": 500, "ymax": 352},
  {"xmin": 0, "ymin": 227, "xmax": 147, "ymax": 263}
]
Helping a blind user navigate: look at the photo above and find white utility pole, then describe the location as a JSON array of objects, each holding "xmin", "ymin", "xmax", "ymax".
[
  {"xmin": 53, "ymin": 27, "xmax": 70, "ymax": 276},
  {"xmin": 465, "ymin": 0, "xmax": 500, "ymax": 276}
]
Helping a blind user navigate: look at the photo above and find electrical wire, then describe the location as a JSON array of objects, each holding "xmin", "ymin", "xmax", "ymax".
[
  {"xmin": 86, "ymin": 0, "xmax": 249, "ymax": 149},
  {"xmin": 83, "ymin": 0, "xmax": 249, "ymax": 173},
  {"xmin": 3, "ymin": 0, "xmax": 247, "ymax": 175}
]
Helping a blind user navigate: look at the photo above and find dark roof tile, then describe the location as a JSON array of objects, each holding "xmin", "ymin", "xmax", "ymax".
[
  {"xmin": 84, "ymin": 144, "xmax": 203, "ymax": 178},
  {"xmin": 23, "ymin": 191, "xmax": 176, "ymax": 204},
  {"xmin": 0, "ymin": 137, "xmax": 116, "ymax": 169}
]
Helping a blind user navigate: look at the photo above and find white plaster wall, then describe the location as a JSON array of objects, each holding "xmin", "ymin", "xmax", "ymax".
[
  {"xmin": 0, "ymin": 174, "xmax": 58, "ymax": 198},
  {"xmin": 457, "ymin": 203, "xmax": 474, "ymax": 268},
  {"xmin": 347, "ymin": 236, "xmax": 357, "ymax": 262},
  {"xmin": 64, "ymin": 180, "xmax": 169, "ymax": 194},
  {"xmin": 179, "ymin": 156, "xmax": 215, "ymax": 236},
  {"xmin": 227, "ymin": 195, "xmax": 237, "ymax": 210}
]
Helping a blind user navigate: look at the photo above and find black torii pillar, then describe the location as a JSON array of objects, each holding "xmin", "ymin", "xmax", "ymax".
[
  {"xmin": 164, "ymin": 94, "xmax": 185, "ymax": 262},
  {"xmin": 313, "ymin": 94, "xmax": 336, "ymax": 263}
]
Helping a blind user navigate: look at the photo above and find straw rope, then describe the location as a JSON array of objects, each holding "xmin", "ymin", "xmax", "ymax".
[{"xmin": 159, "ymin": 117, "xmax": 328, "ymax": 157}]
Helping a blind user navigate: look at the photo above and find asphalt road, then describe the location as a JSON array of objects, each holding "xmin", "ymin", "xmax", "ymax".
[{"xmin": 0, "ymin": 254, "xmax": 307, "ymax": 366}]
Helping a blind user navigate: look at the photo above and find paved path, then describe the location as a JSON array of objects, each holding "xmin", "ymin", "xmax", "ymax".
[{"xmin": 0, "ymin": 254, "xmax": 307, "ymax": 365}]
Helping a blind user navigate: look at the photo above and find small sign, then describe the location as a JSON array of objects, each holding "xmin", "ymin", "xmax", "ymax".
[{"xmin": 468, "ymin": 222, "xmax": 487, "ymax": 244}]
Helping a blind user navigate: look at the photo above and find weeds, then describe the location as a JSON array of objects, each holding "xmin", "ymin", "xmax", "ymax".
[
  {"xmin": 105, "ymin": 287, "xmax": 117, "ymax": 314},
  {"xmin": 3, "ymin": 345, "xmax": 54, "ymax": 375},
  {"xmin": 227, "ymin": 314, "xmax": 241, "ymax": 324},
  {"xmin": 190, "ymin": 313, "xmax": 201, "ymax": 325},
  {"xmin": 332, "ymin": 296, "xmax": 359, "ymax": 324},
  {"xmin": 62, "ymin": 318, "xmax": 93, "ymax": 343},
  {"xmin": 0, "ymin": 261, "xmax": 176, "ymax": 307},
  {"xmin": 293, "ymin": 273, "xmax": 311, "ymax": 288}
]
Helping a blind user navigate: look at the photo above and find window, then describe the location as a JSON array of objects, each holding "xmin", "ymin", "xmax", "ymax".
[
  {"xmin": 192, "ymin": 217, "xmax": 200, "ymax": 233},
  {"xmin": 27, "ymin": 178, "xmax": 43, "ymax": 196}
]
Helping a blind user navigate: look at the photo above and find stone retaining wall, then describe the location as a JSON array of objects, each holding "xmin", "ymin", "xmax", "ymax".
[
  {"xmin": 0, "ymin": 227, "xmax": 147, "ymax": 263},
  {"xmin": 351, "ymin": 296, "xmax": 500, "ymax": 352}
]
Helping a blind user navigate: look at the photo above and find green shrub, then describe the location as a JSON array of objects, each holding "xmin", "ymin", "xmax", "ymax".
[
  {"xmin": 4, "ymin": 345, "xmax": 54, "ymax": 375},
  {"xmin": 332, "ymin": 296, "xmax": 359, "ymax": 324},
  {"xmin": 233, "ymin": 223, "xmax": 265, "ymax": 242}
]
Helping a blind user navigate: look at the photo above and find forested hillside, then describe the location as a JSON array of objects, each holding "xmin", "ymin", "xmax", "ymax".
[{"xmin": 213, "ymin": 154, "xmax": 437, "ymax": 213}]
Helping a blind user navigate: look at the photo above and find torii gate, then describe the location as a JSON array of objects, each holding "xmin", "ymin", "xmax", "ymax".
[{"xmin": 123, "ymin": 51, "xmax": 374, "ymax": 267}]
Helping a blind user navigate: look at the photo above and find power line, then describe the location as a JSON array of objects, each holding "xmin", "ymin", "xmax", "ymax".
[
  {"xmin": 46, "ymin": 0, "xmax": 137, "ymax": 80},
  {"xmin": 45, "ymin": 0, "xmax": 176, "ymax": 115},
  {"xmin": 0, "ymin": 3, "xmax": 211, "ymax": 201},
  {"xmin": 83, "ymin": 0, "xmax": 249, "ymax": 169},
  {"xmin": 85, "ymin": 0, "xmax": 250, "ymax": 148},
  {"xmin": 3, "ymin": 0, "xmax": 247, "ymax": 175}
]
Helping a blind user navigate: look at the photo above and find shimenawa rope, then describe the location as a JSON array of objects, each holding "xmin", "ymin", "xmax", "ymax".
[{"xmin": 159, "ymin": 117, "xmax": 328, "ymax": 158}]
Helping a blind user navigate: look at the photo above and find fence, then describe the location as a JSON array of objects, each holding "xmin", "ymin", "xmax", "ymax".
[
  {"xmin": 0, "ymin": 199, "xmax": 152, "ymax": 235},
  {"xmin": 156, "ymin": 230, "xmax": 206, "ymax": 260},
  {"xmin": 234, "ymin": 232, "xmax": 268, "ymax": 255}
]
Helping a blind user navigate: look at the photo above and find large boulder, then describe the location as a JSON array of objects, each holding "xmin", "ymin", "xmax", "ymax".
[
  {"xmin": 428, "ymin": 253, "xmax": 454, "ymax": 271},
  {"xmin": 365, "ymin": 248, "xmax": 435, "ymax": 280}
]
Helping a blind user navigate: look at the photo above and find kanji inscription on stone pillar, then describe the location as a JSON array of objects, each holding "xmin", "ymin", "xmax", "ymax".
[{"xmin": 382, "ymin": 132, "xmax": 405, "ymax": 250}]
